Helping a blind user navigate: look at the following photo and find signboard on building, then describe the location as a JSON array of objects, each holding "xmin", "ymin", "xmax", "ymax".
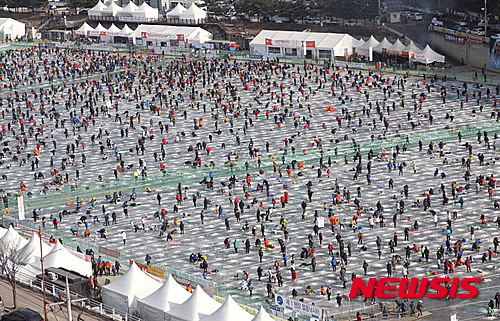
[{"xmin": 275, "ymin": 295, "xmax": 322, "ymax": 318}]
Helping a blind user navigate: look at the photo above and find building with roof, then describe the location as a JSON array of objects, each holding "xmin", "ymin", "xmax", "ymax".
[
  {"xmin": 383, "ymin": 0, "xmax": 404, "ymax": 23},
  {"xmin": 250, "ymin": 30, "xmax": 359, "ymax": 59}
]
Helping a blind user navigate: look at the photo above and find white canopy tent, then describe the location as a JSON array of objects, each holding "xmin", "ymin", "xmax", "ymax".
[
  {"xmin": 201, "ymin": 295, "xmax": 253, "ymax": 321},
  {"xmin": 178, "ymin": 3, "xmax": 207, "ymax": 21},
  {"xmin": 0, "ymin": 226, "xmax": 28, "ymax": 251},
  {"xmin": 402, "ymin": 40, "xmax": 423, "ymax": 55},
  {"xmin": 137, "ymin": 275, "xmax": 191, "ymax": 321},
  {"xmin": 0, "ymin": 18, "xmax": 25, "ymax": 41},
  {"xmin": 132, "ymin": 2, "xmax": 159, "ymax": 20},
  {"xmin": 250, "ymin": 30, "xmax": 359, "ymax": 58},
  {"xmin": 89, "ymin": 23, "xmax": 107, "ymax": 36},
  {"xmin": 166, "ymin": 285, "xmax": 221, "ymax": 321},
  {"xmin": 357, "ymin": 35, "xmax": 380, "ymax": 56},
  {"xmin": 19, "ymin": 233, "xmax": 52, "ymax": 264},
  {"xmin": 120, "ymin": 24, "xmax": 134, "ymax": 37},
  {"xmin": 413, "ymin": 45, "xmax": 445, "ymax": 64},
  {"xmin": 88, "ymin": 1, "xmax": 106, "ymax": 17},
  {"xmin": 0, "ymin": 226, "xmax": 8, "ymax": 239},
  {"xmin": 74, "ymin": 22, "xmax": 94, "ymax": 36},
  {"xmin": 116, "ymin": 1, "xmax": 138, "ymax": 17},
  {"xmin": 27, "ymin": 242, "xmax": 92, "ymax": 277},
  {"xmin": 373, "ymin": 37, "xmax": 393, "ymax": 53},
  {"xmin": 134, "ymin": 24, "xmax": 212, "ymax": 46},
  {"xmin": 386, "ymin": 39, "xmax": 406, "ymax": 55},
  {"xmin": 102, "ymin": 262, "xmax": 162, "ymax": 314},
  {"xmin": 251, "ymin": 306, "xmax": 276, "ymax": 321},
  {"xmin": 102, "ymin": 1, "xmax": 122, "ymax": 16},
  {"xmin": 106, "ymin": 24, "xmax": 121, "ymax": 36},
  {"xmin": 166, "ymin": 3, "xmax": 187, "ymax": 18}
]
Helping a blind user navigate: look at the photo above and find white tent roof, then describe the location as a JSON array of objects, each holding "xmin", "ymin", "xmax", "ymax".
[
  {"xmin": 0, "ymin": 227, "xmax": 7, "ymax": 239},
  {"xmin": 358, "ymin": 35, "xmax": 380, "ymax": 49},
  {"xmin": 414, "ymin": 45, "xmax": 445, "ymax": 64},
  {"xmin": 201, "ymin": 295, "xmax": 253, "ymax": 321},
  {"xmin": 102, "ymin": 1, "xmax": 122, "ymax": 15},
  {"xmin": 166, "ymin": 3, "xmax": 187, "ymax": 18},
  {"xmin": 134, "ymin": 24, "xmax": 212, "ymax": 43},
  {"xmin": 373, "ymin": 37, "xmax": 393, "ymax": 53},
  {"xmin": 29, "ymin": 242, "xmax": 92, "ymax": 277},
  {"xmin": 133, "ymin": 2, "xmax": 159, "ymax": 19},
  {"xmin": 75, "ymin": 22, "xmax": 94, "ymax": 35},
  {"xmin": 89, "ymin": 23, "xmax": 107, "ymax": 36},
  {"xmin": 0, "ymin": 226, "xmax": 28, "ymax": 251},
  {"xmin": 88, "ymin": 1, "xmax": 106, "ymax": 15},
  {"xmin": 178, "ymin": 3, "xmax": 207, "ymax": 20},
  {"xmin": 106, "ymin": 23, "xmax": 121, "ymax": 36},
  {"xmin": 137, "ymin": 275, "xmax": 191, "ymax": 321},
  {"xmin": 19, "ymin": 233, "xmax": 52, "ymax": 264},
  {"xmin": 120, "ymin": 24, "xmax": 134, "ymax": 36},
  {"xmin": 102, "ymin": 262, "xmax": 162, "ymax": 314},
  {"xmin": 403, "ymin": 40, "xmax": 423, "ymax": 55},
  {"xmin": 166, "ymin": 285, "xmax": 221, "ymax": 321},
  {"xmin": 117, "ymin": 1, "xmax": 138, "ymax": 16},
  {"xmin": 250, "ymin": 30, "xmax": 358, "ymax": 55},
  {"xmin": 386, "ymin": 39, "xmax": 406, "ymax": 54},
  {"xmin": 252, "ymin": 306, "xmax": 276, "ymax": 321}
]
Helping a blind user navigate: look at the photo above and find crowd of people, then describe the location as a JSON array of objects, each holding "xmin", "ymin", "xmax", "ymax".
[{"xmin": 0, "ymin": 46, "xmax": 499, "ymax": 319}]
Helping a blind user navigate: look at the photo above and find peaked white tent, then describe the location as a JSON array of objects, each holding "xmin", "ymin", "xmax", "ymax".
[
  {"xmin": 166, "ymin": 286, "xmax": 221, "ymax": 321},
  {"xmin": 178, "ymin": 3, "xmax": 207, "ymax": 21},
  {"xmin": 0, "ymin": 226, "xmax": 7, "ymax": 239},
  {"xmin": 252, "ymin": 306, "xmax": 276, "ymax": 321},
  {"xmin": 0, "ymin": 226, "xmax": 28, "ymax": 251},
  {"xmin": 373, "ymin": 37, "xmax": 393, "ymax": 53},
  {"xmin": 89, "ymin": 23, "xmax": 107, "ymax": 36},
  {"xmin": 403, "ymin": 40, "xmax": 423, "ymax": 55},
  {"xmin": 106, "ymin": 23, "xmax": 121, "ymax": 36},
  {"xmin": 386, "ymin": 39, "xmax": 406, "ymax": 55},
  {"xmin": 201, "ymin": 295, "xmax": 253, "ymax": 321},
  {"xmin": 75, "ymin": 22, "xmax": 94, "ymax": 35},
  {"xmin": 19, "ymin": 233, "xmax": 52, "ymax": 264},
  {"xmin": 102, "ymin": 262, "xmax": 162, "ymax": 314},
  {"xmin": 117, "ymin": 1, "xmax": 138, "ymax": 17},
  {"xmin": 137, "ymin": 275, "xmax": 191, "ymax": 321},
  {"xmin": 133, "ymin": 2, "xmax": 159, "ymax": 20},
  {"xmin": 357, "ymin": 35, "xmax": 380, "ymax": 56},
  {"xmin": 120, "ymin": 24, "xmax": 134, "ymax": 37},
  {"xmin": 88, "ymin": 1, "xmax": 106, "ymax": 17},
  {"xmin": 28, "ymin": 242, "xmax": 92, "ymax": 277},
  {"xmin": 166, "ymin": 3, "xmax": 187, "ymax": 18},
  {"xmin": 102, "ymin": 1, "xmax": 122, "ymax": 16},
  {"xmin": 413, "ymin": 45, "xmax": 445, "ymax": 64}
]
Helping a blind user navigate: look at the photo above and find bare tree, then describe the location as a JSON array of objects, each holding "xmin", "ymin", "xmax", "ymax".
[{"xmin": 0, "ymin": 238, "xmax": 30, "ymax": 309}]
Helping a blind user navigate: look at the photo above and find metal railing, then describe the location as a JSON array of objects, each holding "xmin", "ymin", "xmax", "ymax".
[{"xmin": 5, "ymin": 270, "xmax": 142, "ymax": 321}]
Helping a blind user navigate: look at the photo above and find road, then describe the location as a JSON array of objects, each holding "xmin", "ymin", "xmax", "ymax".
[{"xmin": 0, "ymin": 278, "xmax": 109, "ymax": 321}]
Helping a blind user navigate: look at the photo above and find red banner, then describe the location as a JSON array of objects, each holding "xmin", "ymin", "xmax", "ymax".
[
  {"xmin": 305, "ymin": 41, "xmax": 316, "ymax": 48},
  {"xmin": 265, "ymin": 38, "xmax": 273, "ymax": 45},
  {"xmin": 177, "ymin": 34, "xmax": 185, "ymax": 41},
  {"xmin": 141, "ymin": 32, "xmax": 147, "ymax": 38}
]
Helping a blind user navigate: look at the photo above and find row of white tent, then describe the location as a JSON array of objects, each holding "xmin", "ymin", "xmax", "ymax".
[
  {"xmin": 356, "ymin": 35, "xmax": 445, "ymax": 64},
  {"xmin": 74, "ymin": 23, "xmax": 213, "ymax": 44},
  {"xmin": 165, "ymin": 3, "xmax": 208, "ymax": 21},
  {"xmin": 89, "ymin": 1, "xmax": 159, "ymax": 20},
  {"xmin": 0, "ymin": 226, "xmax": 92, "ymax": 279},
  {"xmin": 102, "ymin": 262, "xmax": 277, "ymax": 321},
  {"xmin": 0, "ymin": 226, "xmax": 276, "ymax": 321}
]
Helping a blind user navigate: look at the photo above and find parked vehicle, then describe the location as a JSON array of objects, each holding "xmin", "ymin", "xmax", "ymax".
[
  {"xmin": 491, "ymin": 34, "xmax": 500, "ymax": 40},
  {"xmin": 344, "ymin": 19, "xmax": 361, "ymax": 26},
  {"xmin": 409, "ymin": 12, "xmax": 423, "ymax": 21},
  {"xmin": 470, "ymin": 28, "xmax": 485, "ymax": 36},
  {"xmin": 1, "ymin": 308, "xmax": 43, "ymax": 321}
]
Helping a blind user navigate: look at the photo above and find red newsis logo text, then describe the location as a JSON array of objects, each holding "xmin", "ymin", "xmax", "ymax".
[{"xmin": 349, "ymin": 278, "xmax": 482, "ymax": 298}]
